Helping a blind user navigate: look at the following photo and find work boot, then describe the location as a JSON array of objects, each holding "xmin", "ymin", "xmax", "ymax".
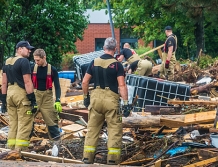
[
  {"xmin": 107, "ymin": 154, "xmax": 121, "ymax": 165},
  {"xmin": 83, "ymin": 152, "xmax": 95, "ymax": 164}
]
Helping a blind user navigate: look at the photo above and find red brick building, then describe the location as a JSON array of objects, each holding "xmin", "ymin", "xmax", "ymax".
[
  {"xmin": 75, "ymin": 9, "xmax": 153, "ymax": 54},
  {"xmin": 75, "ymin": 24, "xmax": 120, "ymax": 54}
]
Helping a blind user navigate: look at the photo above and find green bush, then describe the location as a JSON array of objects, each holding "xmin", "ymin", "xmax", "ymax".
[
  {"xmin": 135, "ymin": 46, "xmax": 157, "ymax": 61},
  {"xmin": 61, "ymin": 53, "xmax": 78, "ymax": 71},
  {"xmin": 198, "ymin": 55, "xmax": 216, "ymax": 69}
]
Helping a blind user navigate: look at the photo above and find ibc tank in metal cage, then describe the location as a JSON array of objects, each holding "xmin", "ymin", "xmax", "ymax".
[{"xmin": 125, "ymin": 74, "xmax": 190, "ymax": 111}]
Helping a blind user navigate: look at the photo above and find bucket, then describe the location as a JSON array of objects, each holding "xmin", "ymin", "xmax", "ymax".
[
  {"xmin": 210, "ymin": 134, "xmax": 218, "ymax": 148},
  {"xmin": 58, "ymin": 71, "xmax": 75, "ymax": 83}
]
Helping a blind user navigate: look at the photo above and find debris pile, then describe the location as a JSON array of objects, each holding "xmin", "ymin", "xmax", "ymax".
[{"xmin": 1, "ymin": 60, "xmax": 218, "ymax": 166}]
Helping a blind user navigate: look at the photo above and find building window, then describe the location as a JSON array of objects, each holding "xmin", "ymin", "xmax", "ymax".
[{"xmin": 95, "ymin": 38, "xmax": 106, "ymax": 51}]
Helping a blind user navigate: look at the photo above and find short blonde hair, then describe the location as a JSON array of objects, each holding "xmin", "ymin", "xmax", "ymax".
[{"xmin": 33, "ymin": 49, "xmax": 46, "ymax": 58}]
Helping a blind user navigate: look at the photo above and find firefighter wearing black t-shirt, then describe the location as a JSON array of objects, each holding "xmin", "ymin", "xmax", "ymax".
[
  {"xmin": 160, "ymin": 26, "xmax": 177, "ymax": 81},
  {"xmin": 1, "ymin": 41, "xmax": 36, "ymax": 151},
  {"xmin": 82, "ymin": 37, "xmax": 131, "ymax": 165},
  {"xmin": 118, "ymin": 48, "xmax": 152, "ymax": 76},
  {"xmin": 31, "ymin": 49, "xmax": 61, "ymax": 141}
]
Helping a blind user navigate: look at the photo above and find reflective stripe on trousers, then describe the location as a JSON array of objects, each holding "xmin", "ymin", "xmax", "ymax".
[
  {"xmin": 108, "ymin": 148, "xmax": 121, "ymax": 155},
  {"xmin": 84, "ymin": 146, "xmax": 96, "ymax": 153},
  {"xmin": 15, "ymin": 139, "xmax": 30, "ymax": 146},
  {"xmin": 7, "ymin": 139, "xmax": 16, "ymax": 146}
]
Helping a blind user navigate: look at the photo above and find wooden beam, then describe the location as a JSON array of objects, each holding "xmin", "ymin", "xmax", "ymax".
[
  {"xmin": 183, "ymin": 156, "xmax": 218, "ymax": 167},
  {"xmin": 167, "ymin": 100, "xmax": 218, "ymax": 106},
  {"xmin": 123, "ymin": 44, "xmax": 164, "ymax": 65},
  {"xmin": 122, "ymin": 115, "xmax": 184, "ymax": 128},
  {"xmin": 139, "ymin": 44, "xmax": 164, "ymax": 58},
  {"xmin": 155, "ymin": 159, "xmax": 161, "ymax": 167},
  {"xmin": 184, "ymin": 111, "xmax": 216, "ymax": 124},
  {"xmin": 198, "ymin": 149, "xmax": 218, "ymax": 160},
  {"xmin": 120, "ymin": 158, "xmax": 153, "ymax": 165},
  {"xmin": 157, "ymin": 49, "xmax": 163, "ymax": 60},
  {"xmin": 0, "ymin": 148, "xmax": 83, "ymax": 164},
  {"xmin": 160, "ymin": 118, "xmax": 187, "ymax": 128}
]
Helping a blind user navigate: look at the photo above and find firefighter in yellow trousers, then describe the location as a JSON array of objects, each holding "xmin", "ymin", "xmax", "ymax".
[
  {"xmin": 31, "ymin": 49, "xmax": 62, "ymax": 140},
  {"xmin": 82, "ymin": 37, "xmax": 131, "ymax": 164},
  {"xmin": 118, "ymin": 48, "xmax": 152, "ymax": 76},
  {"xmin": 1, "ymin": 41, "xmax": 36, "ymax": 151},
  {"xmin": 159, "ymin": 26, "xmax": 177, "ymax": 81}
]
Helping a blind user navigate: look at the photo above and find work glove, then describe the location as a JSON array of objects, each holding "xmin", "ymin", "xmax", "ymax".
[
  {"xmin": 54, "ymin": 99, "xmax": 62, "ymax": 113},
  {"xmin": 122, "ymin": 100, "xmax": 133, "ymax": 117},
  {"xmin": 0, "ymin": 94, "xmax": 7, "ymax": 113},
  {"xmin": 27, "ymin": 92, "xmax": 38, "ymax": 114},
  {"xmin": 83, "ymin": 92, "xmax": 90, "ymax": 108},
  {"xmin": 165, "ymin": 60, "xmax": 170, "ymax": 69}
]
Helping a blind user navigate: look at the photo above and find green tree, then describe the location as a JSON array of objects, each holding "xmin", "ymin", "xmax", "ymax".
[
  {"xmin": 90, "ymin": 0, "xmax": 218, "ymax": 59},
  {"xmin": 0, "ymin": 0, "xmax": 89, "ymax": 69}
]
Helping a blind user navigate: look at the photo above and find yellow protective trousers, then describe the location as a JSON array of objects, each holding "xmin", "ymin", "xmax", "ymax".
[
  {"xmin": 159, "ymin": 52, "xmax": 176, "ymax": 81},
  {"xmin": 34, "ymin": 89, "xmax": 60, "ymax": 140},
  {"xmin": 127, "ymin": 54, "xmax": 140, "ymax": 64},
  {"xmin": 7, "ymin": 83, "xmax": 34, "ymax": 151},
  {"xmin": 135, "ymin": 59, "xmax": 152, "ymax": 76},
  {"xmin": 83, "ymin": 88, "xmax": 122, "ymax": 165}
]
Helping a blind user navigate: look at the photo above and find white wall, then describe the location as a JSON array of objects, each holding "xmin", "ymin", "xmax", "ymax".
[{"xmin": 85, "ymin": 9, "xmax": 112, "ymax": 23}]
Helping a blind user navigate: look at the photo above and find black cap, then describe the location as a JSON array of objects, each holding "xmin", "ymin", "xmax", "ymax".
[
  {"xmin": 164, "ymin": 26, "xmax": 172, "ymax": 31},
  {"xmin": 16, "ymin": 41, "xmax": 35, "ymax": 49}
]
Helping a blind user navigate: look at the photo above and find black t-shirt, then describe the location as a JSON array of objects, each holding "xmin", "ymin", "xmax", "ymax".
[
  {"xmin": 120, "ymin": 48, "xmax": 133, "ymax": 60},
  {"xmin": 164, "ymin": 34, "xmax": 176, "ymax": 53},
  {"xmin": 3, "ymin": 57, "xmax": 31, "ymax": 89},
  {"xmin": 31, "ymin": 64, "xmax": 61, "ymax": 100},
  {"xmin": 86, "ymin": 54, "xmax": 125, "ymax": 94}
]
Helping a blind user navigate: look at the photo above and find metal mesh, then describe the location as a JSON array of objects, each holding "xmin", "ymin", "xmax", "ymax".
[{"xmin": 125, "ymin": 74, "xmax": 191, "ymax": 111}]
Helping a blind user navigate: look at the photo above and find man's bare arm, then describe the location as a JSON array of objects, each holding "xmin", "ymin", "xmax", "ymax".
[
  {"xmin": 2, "ymin": 73, "xmax": 8, "ymax": 94},
  {"xmin": 118, "ymin": 55, "xmax": 124, "ymax": 62},
  {"xmin": 167, "ymin": 46, "xmax": 173, "ymax": 60},
  {"xmin": 82, "ymin": 73, "xmax": 92, "ymax": 95},
  {"xmin": 117, "ymin": 76, "xmax": 128, "ymax": 101},
  {"xmin": 23, "ymin": 74, "xmax": 34, "ymax": 94}
]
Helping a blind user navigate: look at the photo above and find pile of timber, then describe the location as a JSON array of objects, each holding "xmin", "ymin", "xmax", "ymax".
[{"xmin": 1, "ymin": 93, "xmax": 218, "ymax": 166}]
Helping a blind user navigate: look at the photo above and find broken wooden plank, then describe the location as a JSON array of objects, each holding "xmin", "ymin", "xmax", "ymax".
[
  {"xmin": 0, "ymin": 114, "xmax": 9, "ymax": 126},
  {"xmin": 160, "ymin": 118, "xmax": 187, "ymax": 128},
  {"xmin": 161, "ymin": 153, "xmax": 199, "ymax": 167},
  {"xmin": 183, "ymin": 156, "xmax": 218, "ymax": 167},
  {"xmin": 123, "ymin": 115, "xmax": 184, "ymax": 128},
  {"xmin": 0, "ymin": 160, "xmax": 121, "ymax": 166},
  {"xmin": 154, "ymin": 159, "xmax": 161, "ymax": 167},
  {"xmin": 168, "ymin": 100, "xmax": 218, "ymax": 105},
  {"xmin": 198, "ymin": 149, "xmax": 218, "ymax": 160},
  {"xmin": 144, "ymin": 105, "xmax": 181, "ymax": 115},
  {"xmin": 209, "ymin": 128, "xmax": 218, "ymax": 133},
  {"xmin": 184, "ymin": 110, "xmax": 216, "ymax": 124},
  {"xmin": 0, "ymin": 148, "xmax": 83, "ymax": 164},
  {"xmin": 59, "ymin": 112, "xmax": 83, "ymax": 122},
  {"xmin": 61, "ymin": 107, "xmax": 88, "ymax": 122},
  {"xmin": 60, "ymin": 95, "xmax": 83, "ymax": 104},
  {"xmin": 62, "ymin": 124, "xmax": 85, "ymax": 133},
  {"xmin": 120, "ymin": 158, "xmax": 153, "ymax": 165},
  {"xmin": 138, "ymin": 127, "xmax": 178, "ymax": 134}
]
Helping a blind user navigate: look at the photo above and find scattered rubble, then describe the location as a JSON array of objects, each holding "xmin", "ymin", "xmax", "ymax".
[{"xmin": 1, "ymin": 59, "xmax": 218, "ymax": 166}]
